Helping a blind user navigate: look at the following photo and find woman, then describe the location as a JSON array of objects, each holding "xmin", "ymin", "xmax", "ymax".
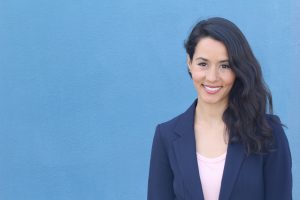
[{"xmin": 147, "ymin": 17, "xmax": 292, "ymax": 200}]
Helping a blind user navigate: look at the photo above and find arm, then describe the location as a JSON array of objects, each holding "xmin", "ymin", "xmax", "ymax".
[
  {"xmin": 264, "ymin": 116, "xmax": 293, "ymax": 200},
  {"xmin": 147, "ymin": 125, "xmax": 175, "ymax": 200}
]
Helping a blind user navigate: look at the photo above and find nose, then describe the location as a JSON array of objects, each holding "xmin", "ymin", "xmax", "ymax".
[{"xmin": 206, "ymin": 67, "xmax": 218, "ymax": 82}]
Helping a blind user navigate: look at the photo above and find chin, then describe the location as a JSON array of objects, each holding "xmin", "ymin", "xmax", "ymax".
[
  {"xmin": 198, "ymin": 93, "xmax": 227, "ymax": 105},
  {"xmin": 202, "ymin": 99, "xmax": 222, "ymax": 105}
]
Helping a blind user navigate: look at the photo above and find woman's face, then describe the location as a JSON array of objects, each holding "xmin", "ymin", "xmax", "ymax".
[{"xmin": 187, "ymin": 37, "xmax": 236, "ymax": 107}]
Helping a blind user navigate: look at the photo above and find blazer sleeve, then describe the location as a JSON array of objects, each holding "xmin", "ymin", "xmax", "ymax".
[
  {"xmin": 264, "ymin": 116, "xmax": 293, "ymax": 200},
  {"xmin": 147, "ymin": 124, "xmax": 175, "ymax": 200}
]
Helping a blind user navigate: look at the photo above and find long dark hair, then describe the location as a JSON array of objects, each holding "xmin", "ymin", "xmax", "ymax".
[{"xmin": 184, "ymin": 17, "xmax": 275, "ymax": 154}]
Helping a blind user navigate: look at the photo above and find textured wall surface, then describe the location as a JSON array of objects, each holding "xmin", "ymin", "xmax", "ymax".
[{"xmin": 0, "ymin": 0, "xmax": 299, "ymax": 199}]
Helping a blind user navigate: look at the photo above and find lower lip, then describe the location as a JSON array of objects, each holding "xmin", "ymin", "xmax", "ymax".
[{"xmin": 203, "ymin": 85, "xmax": 222, "ymax": 94}]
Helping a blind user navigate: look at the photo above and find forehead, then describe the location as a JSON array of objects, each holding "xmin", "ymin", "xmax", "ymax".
[{"xmin": 194, "ymin": 37, "xmax": 228, "ymax": 60}]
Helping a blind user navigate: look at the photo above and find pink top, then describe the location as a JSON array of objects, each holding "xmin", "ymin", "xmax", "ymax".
[{"xmin": 196, "ymin": 152, "xmax": 227, "ymax": 200}]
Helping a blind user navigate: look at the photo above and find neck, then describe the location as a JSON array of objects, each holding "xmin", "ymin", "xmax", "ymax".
[{"xmin": 195, "ymin": 98, "xmax": 228, "ymax": 125}]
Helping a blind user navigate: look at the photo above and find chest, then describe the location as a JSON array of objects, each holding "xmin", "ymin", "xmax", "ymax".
[
  {"xmin": 194, "ymin": 124, "xmax": 228, "ymax": 157},
  {"xmin": 169, "ymin": 146, "xmax": 265, "ymax": 200}
]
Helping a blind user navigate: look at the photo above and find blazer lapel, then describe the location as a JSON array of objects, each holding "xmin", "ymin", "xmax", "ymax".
[
  {"xmin": 219, "ymin": 141, "xmax": 245, "ymax": 200},
  {"xmin": 172, "ymin": 99, "xmax": 246, "ymax": 200},
  {"xmin": 173, "ymin": 99, "xmax": 204, "ymax": 200}
]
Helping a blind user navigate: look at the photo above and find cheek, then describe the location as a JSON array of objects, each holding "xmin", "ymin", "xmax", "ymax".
[
  {"xmin": 224, "ymin": 74, "xmax": 236, "ymax": 86},
  {"xmin": 191, "ymin": 75, "xmax": 203, "ymax": 90},
  {"xmin": 191, "ymin": 72, "xmax": 204, "ymax": 82}
]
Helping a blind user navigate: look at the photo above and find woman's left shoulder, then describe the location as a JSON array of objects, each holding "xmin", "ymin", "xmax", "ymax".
[
  {"xmin": 265, "ymin": 114, "xmax": 290, "ymax": 152},
  {"xmin": 265, "ymin": 114, "xmax": 282, "ymax": 126},
  {"xmin": 265, "ymin": 114, "xmax": 285, "ymax": 134}
]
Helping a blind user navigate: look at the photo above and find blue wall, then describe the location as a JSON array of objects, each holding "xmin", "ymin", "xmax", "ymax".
[{"xmin": 0, "ymin": 0, "xmax": 299, "ymax": 199}]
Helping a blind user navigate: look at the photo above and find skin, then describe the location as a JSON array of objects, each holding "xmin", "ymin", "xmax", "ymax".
[{"xmin": 187, "ymin": 37, "xmax": 236, "ymax": 157}]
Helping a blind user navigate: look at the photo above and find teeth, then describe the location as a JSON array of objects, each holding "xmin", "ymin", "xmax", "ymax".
[{"xmin": 204, "ymin": 86, "xmax": 221, "ymax": 92}]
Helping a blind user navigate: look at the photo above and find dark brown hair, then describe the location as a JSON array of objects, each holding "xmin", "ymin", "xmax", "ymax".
[{"xmin": 184, "ymin": 17, "xmax": 275, "ymax": 154}]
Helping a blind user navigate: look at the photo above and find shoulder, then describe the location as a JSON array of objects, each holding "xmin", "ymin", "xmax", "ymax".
[
  {"xmin": 155, "ymin": 112, "xmax": 184, "ymax": 140},
  {"xmin": 154, "ymin": 99, "xmax": 197, "ymax": 140},
  {"xmin": 158, "ymin": 112, "xmax": 183, "ymax": 131},
  {"xmin": 154, "ymin": 98, "xmax": 197, "ymax": 144},
  {"xmin": 265, "ymin": 114, "xmax": 283, "ymax": 128},
  {"xmin": 265, "ymin": 114, "xmax": 288, "ymax": 147},
  {"xmin": 150, "ymin": 112, "xmax": 186, "ymax": 159},
  {"xmin": 264, "ymin": 114, "xmax": 291, "ymax": 159}
]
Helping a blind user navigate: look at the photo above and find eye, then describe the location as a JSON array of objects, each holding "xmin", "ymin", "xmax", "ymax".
[
  {"xmin": 198, "ymin": 62, "xmax": 207, "ymax": 67},
  {"xmin": 220, "ymin": 64, "xmax": 231, "ymax": 69}
]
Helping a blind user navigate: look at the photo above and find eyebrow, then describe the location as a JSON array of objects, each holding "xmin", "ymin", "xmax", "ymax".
[{"xmin": 195, "ymin": 57, "xmax": 229, "ymax": 63}]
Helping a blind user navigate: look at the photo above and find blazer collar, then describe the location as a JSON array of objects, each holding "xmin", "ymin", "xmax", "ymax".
[{"xmin": 173, "ymin": 99, "xmax": 245, "ymax": 200}]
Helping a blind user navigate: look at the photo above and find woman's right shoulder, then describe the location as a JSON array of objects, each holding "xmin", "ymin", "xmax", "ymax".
[
  {"xmin": 153, "ymin": 112, "xmax": 185, "ymax": 141},
  {"xmin": 153, "ymin": 99, "xmax": 197, "ymax": 141},
  {"xmin": 158, "ymin": 112, "xmax": 183, "ymax": 129}
]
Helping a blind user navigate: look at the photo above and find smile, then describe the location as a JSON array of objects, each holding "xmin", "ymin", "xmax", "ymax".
[{"xmin": 203, "ymin": 85, "xmax": 222, "ymax": 94}]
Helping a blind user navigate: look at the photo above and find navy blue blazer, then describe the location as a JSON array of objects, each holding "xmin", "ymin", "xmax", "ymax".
[{"xmin": 148, "ymin": 99, "xmax": 292, "ymax": 200}]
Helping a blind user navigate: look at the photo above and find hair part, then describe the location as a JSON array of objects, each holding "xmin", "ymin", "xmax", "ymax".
[{"xmin": 184, "ymin": 17, "xmax": 275, "ymax": 154}]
